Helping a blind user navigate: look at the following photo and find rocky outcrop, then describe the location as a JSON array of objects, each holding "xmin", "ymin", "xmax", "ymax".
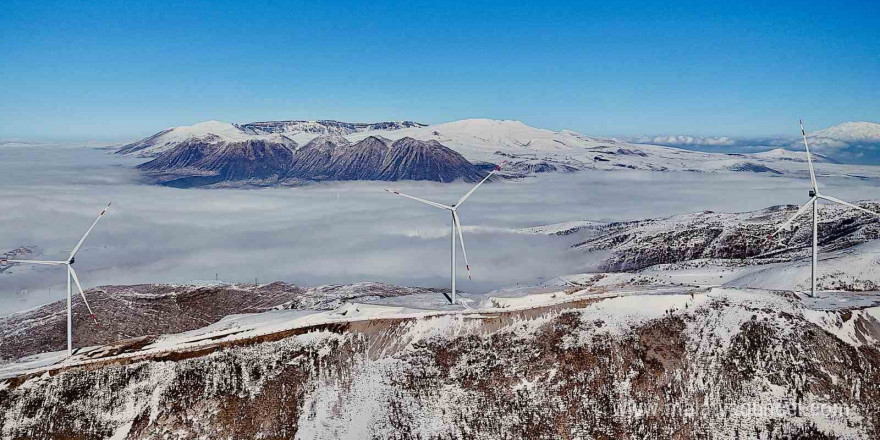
[
  {"xmin": 376, "ymin": 138, "xmax": 485, "ymax": 182},
  {"xmin": 137, "ymin": 136, "xmax": 487, "ymax": 187}
]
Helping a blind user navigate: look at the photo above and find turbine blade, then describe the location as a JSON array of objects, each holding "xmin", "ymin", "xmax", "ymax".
[
  {"xmin": 384, "ymin": 189, "xmax": 452, "ymax": 210},
  {"xmin": 455, "ymin": 161, "xmax": 506, "ymax": 207},
  {"xmin": 452, "ymin": 212, "xmax": 471, "ymax": 280},
  {"xmin": 4, "ymin": 260, "xmax": 68, "ymax": 265},
  {"xmin": 799, "ymin": 119, "xmax": 819, "ymax": 192},
  {"xmin": 818, "ymin": 195, "xmax": 880, "ymax": 218},
  {"xmin": 68, "ymin": 203, "xmax": 112, "ymax": 261},
  {"xmin": 69, "ymin": 266, "xmax": 99, "ymax": 326},
  {"xmin": 769, "ymin": 198, "xmax": 816, "ymax": 238}
]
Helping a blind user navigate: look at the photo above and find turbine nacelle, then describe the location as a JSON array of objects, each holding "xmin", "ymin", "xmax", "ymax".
[
  {"xmin": 6, "ymin": 202, "xmax": 111, "ymax": 355},
  {"xmin": 386, "ymin": 162, "xmax": 505, "ymax": 304},
  {"xmin": 770, "ymin": 120, "xmax": 880, "ymax": 297}
]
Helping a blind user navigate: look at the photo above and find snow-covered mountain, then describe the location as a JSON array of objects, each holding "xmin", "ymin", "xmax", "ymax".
[
  {"xmin": 119, "ymin": 119, "xmax": 880, "ymax": 186},
  {"xmin": 810, "ymin": 121, "xmax": 880, "ymax": 143},
  {"xmin": 136, "ymin": 135, "xmax": 486, "ymax": 187},
  {"xmin": 117, "ymin": 120, "xmax": 425, "ymax": 157},
  {"xmin": 242, "ymin": 120, "xmax": 426, "ymax": 145}
]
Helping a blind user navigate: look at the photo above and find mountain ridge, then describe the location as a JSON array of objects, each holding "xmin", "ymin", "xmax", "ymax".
[
  {"xmin": 122, "ymin": 118, "xmax": 880, "ymax": 187},
  {"xmin": 137, "ymin": 135, "xmax": 486, "ymax": 187}
]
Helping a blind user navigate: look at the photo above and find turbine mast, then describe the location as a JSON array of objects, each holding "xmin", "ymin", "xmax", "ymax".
[
  {"xmin": 67, "ymin": 265, "xmax": 73, "ymax": 355},
  {"xmin": 451, "ymin": 211, "xmax": 456, "ymax": 305},
  {"xmin": 811, "ymin": 200, "xmax": 818, "ymax": 297}
]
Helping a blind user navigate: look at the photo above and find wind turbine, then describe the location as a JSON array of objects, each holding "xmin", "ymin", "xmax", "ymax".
[
  {"xmin": 769, "ymin": 120, "xmax": 880, "ymax": 297},
  {"xmin": 386, "ymin": 163, "xmax": 504, "ymax": 305},
  {"xmin": 1, "ymin": 203, "xmax": 111, "ymax": 356}
]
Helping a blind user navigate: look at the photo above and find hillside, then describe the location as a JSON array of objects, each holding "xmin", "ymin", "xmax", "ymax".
[
  {"xmin": 121, "ymin": 119, "xmax": 880, "ymax": 187},
  {"xmin": 523, "ymin": 201, "xmax": 880, "ymax": 273},
  {"xmin": 137, "ymin": 136, "xmax": 486, "ymax": 187},
  {"xmin": 1, "ymin": 285, "xmax": 879, "ymax": 438},
  {"xmin": 0, "ymin": 282, "xmax": 442, "ymax": 362}
]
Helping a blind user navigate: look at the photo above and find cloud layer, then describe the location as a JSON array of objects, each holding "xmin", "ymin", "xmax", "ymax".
[
  {"xmin": 1, "ymin": 145, "xmax": 879, "ymax": 315},
  {"xmin": 616, "ymin": 134, "xmax": 880, "ymax": 164}
]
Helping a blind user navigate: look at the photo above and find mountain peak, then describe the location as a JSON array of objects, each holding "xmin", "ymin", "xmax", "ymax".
[{"xmin": 810, "ymin": 121, "xmax": 880, "ymax": 142}]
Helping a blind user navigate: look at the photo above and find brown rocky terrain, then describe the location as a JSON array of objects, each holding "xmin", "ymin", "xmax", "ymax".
[{"xmin": 1, "ymin": 287, "xmax": 878, "ymax": 439}]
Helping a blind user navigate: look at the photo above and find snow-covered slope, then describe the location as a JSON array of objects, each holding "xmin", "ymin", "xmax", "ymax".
[
  {"xmin": 119, "ymin": 119, "xmax": 880, "ymax": 183},
  {"xmin": 525, "ymin": 202, "xmax": 880, "ymax": 272},
  {"xmin": 810, "ymin": 121, "xmax": 880, "ymax": 143},
  {"xmin": 241, "ymin": 120, "xmax": 426, "ymax": 146},
  {"xmin": 0, "ymin": 282, "xmax": 441, "ymax": 362},
  {"xmin": 118, "ymin": 120, "xmax": 425, "ymax": 157},
  {"xmin": 751, "ymin": 147, "xmax": 837, "ymax": 163},
  {"xmin": 1, "ymin": 284, "xmax": 879, "ymax": 438},
  {"xmin": 116, "ymin": 121, "xmax": 269, "ymax": 156}
]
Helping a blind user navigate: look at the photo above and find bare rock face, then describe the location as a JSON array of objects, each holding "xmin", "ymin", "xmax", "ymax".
[
  {"xmin": 376, "ymin": 137, "xmax": 485, "ymax": 182},
  {"xmin": 137, "ymin": 135, "xmax": 486, "ymax": 187},
  {"xmin": 328, "ymin": 136, "xmax": 390, "ymax": 180},
  {"xmin": 286, "ymin": 135, "xmax": 351, "ymax": 180},
  {"xmin": 137, "ymin": 138, "xmax": 299, "ymax": 187}
]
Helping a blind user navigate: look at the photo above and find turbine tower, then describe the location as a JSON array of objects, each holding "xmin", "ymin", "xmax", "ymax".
[
  {"xmin": 769, "ymin": 120, "xmax": 880, "ymax": 297},
  {"xmin": 1, "ymin": 203, "xmax": 111, "ymax": 356},
  {"xmin": 386, "ymin": 163, "xmax": 504, "ymax": 304}
]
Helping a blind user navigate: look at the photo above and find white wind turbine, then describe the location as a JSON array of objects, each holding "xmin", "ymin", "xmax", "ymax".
[
  {"xmin": 386, "ymin": 163, "xmax": 504, "ymax": 305},
  {"xmin": 1, "ymin": 203, "xmax": 111, "ymax": 356},
  {"xmin": 769, "ymin": 120, "xmax": 880, "ymax": 297}
]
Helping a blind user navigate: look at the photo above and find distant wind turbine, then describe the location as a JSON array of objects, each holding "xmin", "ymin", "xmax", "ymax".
[
  {"xmin": 769, "ymin": 120, "xmax": 880, "ymax": 297},
  {"xmin": 386, "ymin": 163, "xmax": 505, "ymax": 304},
  {"xmin": 1, "ymin": 203, "xmax": 111, "ymax": 356}
]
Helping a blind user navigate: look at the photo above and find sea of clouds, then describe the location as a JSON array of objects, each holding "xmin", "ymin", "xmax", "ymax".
[{"xmin": 1, "ymin": 144, "xmax": 879, "ymax": 315}]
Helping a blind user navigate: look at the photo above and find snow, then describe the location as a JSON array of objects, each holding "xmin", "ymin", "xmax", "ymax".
[
  {"xmin": 1, "ymin": 268, "xmax": 878, "ymax": 383},
  {"xmin": 726, "ymin": 240, "xmax": 880, "ymax": 292},
  {"xmin": 802, "ymin": 306, "xmax": 880, "ymax": 347},
  {"xmin": 2, "ymin": 280, "xmax": 879, "ymax": 438},
  {"xmin": 810, "ymin": 121, "xmax": 880, "ymax": 142},
  {"xmin": 517, "ymin": 220, "xmax": 606, "ymax": 235},
  {"xmin": 752, "ymin": 148, "xmax": 832, "ymax": 163},
  {"xmin": 118, "ymin": 120, "xmax": 295, "ymax": 156},
  {"xmin": 119, "ymin": 118, "xmax": 880, "ymax": 181}
]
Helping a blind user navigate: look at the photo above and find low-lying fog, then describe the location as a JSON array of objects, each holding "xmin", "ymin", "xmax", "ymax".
[{"xmin": 2, "ymin": 144, "xmax": 879, "ymax": 315}]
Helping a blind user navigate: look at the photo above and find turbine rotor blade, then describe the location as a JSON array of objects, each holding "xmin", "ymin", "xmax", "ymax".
[
  {"xmin": 384, "ymin": 189, "xmax": 452, "ymax": 210},
  {"xmin": 68, "ymin": 203, "xmax": 112, "ymax": 261},
  {"xmin": 817, "ymin": 195, "xmax": 880, "ymax": 218},
  {"xmin": 769, "ymin": 197, "xmax": 817, "ymax": 238},
  {"xmin": 799, "ymin": 119, "xmax": 819, "ymax": 192},
  {"xmin": 68, "ymin": 266, "xmax": 99, "ymax": 326},
  {"xmin": 452, "ymin": 212, "xmax": 471, "ymax": 280},
  {"xmin": 455, "ymin": 161, "xmax": 506, "ymax": 207}
]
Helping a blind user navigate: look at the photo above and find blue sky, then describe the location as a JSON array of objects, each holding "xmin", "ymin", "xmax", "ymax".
[{"xmin": 1, "ymin": 0, "xmax": 878, "ymax": 140}]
